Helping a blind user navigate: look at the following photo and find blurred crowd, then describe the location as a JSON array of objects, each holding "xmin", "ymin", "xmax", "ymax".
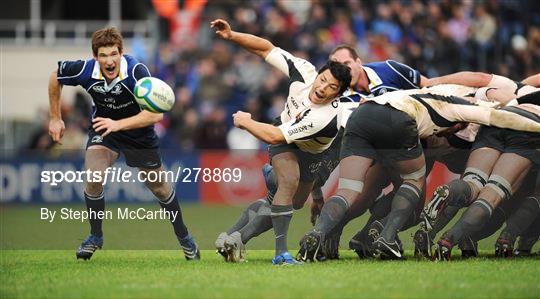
[{"xmin": 28, "ymin": 0, "xmax": 540, "ymax": 153}]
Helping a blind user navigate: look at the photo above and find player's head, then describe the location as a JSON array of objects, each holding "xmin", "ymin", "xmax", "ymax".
[
  {"xmin": 309, "ymin": 60, "xmax": 351, "ymax": 105},
  {"xmin": 329, "ymin": 45, "xmax": 363, "ymax": 88},
  {"xmin": 91, "ymin": 27, "xmax": 124, "ymax": 82}
]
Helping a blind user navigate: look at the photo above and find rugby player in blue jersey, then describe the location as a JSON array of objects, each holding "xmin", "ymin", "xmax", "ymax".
[{"xmin": 48, "ymin": 27, "xmax": 199, "ymax": 261}]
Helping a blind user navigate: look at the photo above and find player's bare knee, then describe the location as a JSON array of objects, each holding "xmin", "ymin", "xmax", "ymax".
[
  {"xmin": 146, "ymin": 181, "xmax": 171, "ymax": 201},
  {"xmin": 445, "ymin": 179, "xmax": 474, "ymax": 207},
  {"xmin": 462, "ymin": 167, "xmax": 488, "ymax": 198},
  {"xmin": 400, "ymin": 165, "xmax": 425, "ymax": 189},
  {"xmin": 85, "ymin": 182, "xmax": 104, "ymax": 197},
  {"xmin": 483, "ymin": 174, "xmax": 513, "ymax": 205},
  {"xmin": 276, "ymin": 172, "xmax": 300, "ymax": 191},
  {"xmin": 336, "ymin": 189, "xmax": 358, "ymax": 207}
]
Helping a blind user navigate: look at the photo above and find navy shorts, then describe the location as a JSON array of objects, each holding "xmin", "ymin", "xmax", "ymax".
[{"xmin": 87, "ymin": 128, "xmax": 162, "ymax": 169}]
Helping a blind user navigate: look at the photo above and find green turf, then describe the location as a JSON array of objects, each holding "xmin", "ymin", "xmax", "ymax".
[
  {"xmin": 3, "ymin": 204, "xmax": 538, "ymax": 251},
  {"xmin": 1, "ymin": 250, "xmax": 539, "ymax": 299},
  {"xmin": 1, "ymin": 204, "xmax": 539, "ymax": 298}
]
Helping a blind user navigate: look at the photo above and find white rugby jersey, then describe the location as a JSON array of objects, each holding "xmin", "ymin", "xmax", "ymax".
[
  {"xmin": 364, "ymin": 85, "xmax": 540, "ymax": 138},
  {"xmin": 488, "ymin": 75, "xmax": 540, "ymax": 98},
  {"xmin": 265, "ymin": 47, "xmax": 343, "ymax": 154}
]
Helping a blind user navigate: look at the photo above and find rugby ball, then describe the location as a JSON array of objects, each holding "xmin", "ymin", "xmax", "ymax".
[{"xmin": 134, "ymin": 77, "xmax": 175, "ymax": 113}]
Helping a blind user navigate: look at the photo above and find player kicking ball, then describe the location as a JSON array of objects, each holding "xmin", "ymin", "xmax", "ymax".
[
  {"xmin": 48, "ymin": 27, "xmax": 200, "ymax": 261},
  {"xmin": 211, "ymin": 19, "xmax": 351, "ymax": 265}
]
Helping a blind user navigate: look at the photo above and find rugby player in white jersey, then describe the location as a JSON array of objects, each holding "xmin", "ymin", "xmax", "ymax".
[
  {"xmin": 414, "ymin": 75, "xmax": 540, "ymax": 258},
  {"xmin": 210, "ymin": 19, "xmax": 351, "ymax": 265},
  {"xmin": 297, "ymin": 82, "xmax": 540, "ymax": 261}
]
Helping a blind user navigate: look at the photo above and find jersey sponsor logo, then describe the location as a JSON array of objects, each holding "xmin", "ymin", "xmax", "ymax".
[
  {"xmin": 287, "ymin": 123, "xmax": 313, "ymax": 136},
  {"xmin": 106, "ymin": 102, "xmax": 134, "ymax": 110},
  {"xmin": 93, "ymin": 85, "xmax": 107, "ymax": 94},
  {"xmin": 289, "ymin": 97, "xmax": 300, "ymax": 110},
  {"xmin": 91, "ymin": 135, "xmax": 103, "ymax": 143},
  {"xmin": 308, "ymin": 161, "xmax": 322, "ymax": 174}
]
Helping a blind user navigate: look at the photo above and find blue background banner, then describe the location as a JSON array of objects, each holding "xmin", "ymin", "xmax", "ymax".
[{"xmin": 0, "ymin": 153, "xmax": 200, "ymax": 203}]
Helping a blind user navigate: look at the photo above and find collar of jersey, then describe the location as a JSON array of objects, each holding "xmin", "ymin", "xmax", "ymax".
[
  {"xmin": 91, "ymin": 56, "xmax": 128, "ymax": 91},
  {"xmin": 363, "ymin": 66, "xmax": 383, "ymax": 91}
]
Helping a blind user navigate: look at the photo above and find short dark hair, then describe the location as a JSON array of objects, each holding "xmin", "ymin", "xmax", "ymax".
[
  {"xmin": 91, "ymin": 27, "xmax": 124, "ymax": 56},
  {"xmin": 329, "ymin": 44, "xmax": 360, "ymax": 61},
  {"xmin": 318, "ymin": 60, "xmax": 352, "ymax": 95}
]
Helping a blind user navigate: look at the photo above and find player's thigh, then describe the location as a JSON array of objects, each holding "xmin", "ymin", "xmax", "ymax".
[
  {"xmin": 336, "ymin": 155, "xmax": 373, "ymax": 205},
  {"xmin": 348, "ymin": 163, "xmax": 389, "ymax": 216},
  {"xmin": 85, "ymin": 145, "xmax": 118, "ymax": 173},
  {"xmin": 480, "ymin": 153, "xmax": 532, "ymax": 206},
  {"xmin": 489, "ymin": 153, "xmax": 532, "ymax": 190},
  {"xmin": 465, "ymin": 147, "xmax": 501, "ymax": 177},
  {"xmin": 393, "ymin": 152, "xmax": 426, "ymax": 190},
  {"xmin": 271, "ymin": 151, "xmax": 300, "ymax": 204},
  {"xmin": 272, "ymin": 151, "xmax": 300, "ymax": 185}
]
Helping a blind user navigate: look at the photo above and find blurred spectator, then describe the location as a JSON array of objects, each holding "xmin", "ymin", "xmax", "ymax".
[
  {"xmin": 26, "ymin": 1, "xmax": 540, "ymax": 154},
  {"xmin": 470, "ymin": 4, "xmax": 496, "ymax": 71},
  {"xmin": 195, "ymin": 107, "xmax": 228, "ymax": 149}
]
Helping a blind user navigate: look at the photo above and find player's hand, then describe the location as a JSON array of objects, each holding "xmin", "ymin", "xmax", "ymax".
[
  {"xmin": 233, "ymin": 111, "xmax": 252, "ymax": 129},
  {"xmin": 92, "ymin": 117, "xmax": 121, "ymax": 137},
  {"xmin": 210, "ymin": 19, "xmax": 233, "ymax": 40},
  {"xmin": 310, "ymin": 199, "xmax": 324, "ymax": 226},
  {"xmin": 48, "ymin": 118, "xmax": 65, "ymax": 144}
]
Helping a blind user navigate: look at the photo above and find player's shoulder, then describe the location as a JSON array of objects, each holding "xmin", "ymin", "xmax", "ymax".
[
  {"xmin": 57, "ymin": 58, "xmax": 94, "ymax": 79},
  {"xmin": 123, "ymin": 55, "xmax": 147, "ymax": 71},
  {"xmin": 363, "ymin": 60, "xmax": 387, "ymax": 70},
  {"xmin": 122, "ymin": 54, "xmax": 151, "ymax": 81}
]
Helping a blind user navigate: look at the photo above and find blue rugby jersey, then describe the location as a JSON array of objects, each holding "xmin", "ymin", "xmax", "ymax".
[
  {"xmin": 340, "ymin": 60, "xmax": 422, "ymax": 103},
  {"xmin": 57, "ymin": 55, "xmax": 154, "ymax": 138},
  {"xmin": 360, "ymin": 60, "xmax": 421, "ymax": 97}
]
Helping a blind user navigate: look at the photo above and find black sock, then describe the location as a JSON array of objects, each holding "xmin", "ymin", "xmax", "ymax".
[
  {"xmin": 517, "ymin": 215, "xmax": 540, "ymax": 251},
  {"xmin": 328, "ymin": 217, "xmax": 348, "ymax": 238},
  {"xmin": 352, "ymin": 214, "xmax": 378, "ymax": 241},
  {"xmin": 429, "ymin": 205, "xmax": 461, "ymax": 240},
  {"xmin": 380, "ymin": 183, "xmax": 422, "ymax": 242},
  {"xmin": 369, "ymin": 192, "xmax": 394, "ymax": 219},
  {"xmin": 314, "ymin": 196, "xmax": 349, "ymax": 237},
  {"xmin": 470, "ymin": 206, "xmax": 507, "ymax": 241},
  {"xmin": 271, "ymin": 204, "xmax": 293, "ymax": 256},
  {"xmin": 501, "ymin": 196, "xmax": 540, "ymax": 241},
  {"xmin": 348, "ymin": 193, "xmax": 392, "ymax": 241},
  {"xmin": 239, "ymin": 201, "xmax": 273, "ymax": 243},
  {"xmin": 402, "ymin": 208, "xmax": 422, "ymax": 231},
  {"xmin": 227, "ymin": 199, "xmax": 266, "ymax": 235},
  {"xmin": 158, "ymin": 189, "xmax": 189, "ymax": 239},
  {"xmin": 85, "ymin": 191, "xmax": 105, "ymax": 237},
  {"xmin": 444, "ymin": 198, "xmax": 493, "ymax": 245}
]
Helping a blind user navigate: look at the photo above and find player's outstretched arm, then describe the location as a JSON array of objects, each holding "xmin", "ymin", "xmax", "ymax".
[
  {"xmin": 92, "ymin": 110, "xmax": 163, "ymax": 137},
  {"xmin": 424, "ymin": 71, "xmax": 493, "ymax": 87},
  {"xmin": 232, "ymin": 111, "xmax": 285, "ymax": 144},
  {"xmin": 48, "ymin": 70, "xmax": 65, "ymax": 144},
  {"xmin": 522, "ymin": 73, "xmax": 540, "ymax": 87},
  {"xmin": 210, "ymin": 19, "xmax": 274, "ymax": 59}
]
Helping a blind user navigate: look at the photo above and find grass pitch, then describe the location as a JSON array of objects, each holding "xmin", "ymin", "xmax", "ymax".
[
  {"xmin": 1, "ymin": 204, "xmax": 539, "ymax": 298},
  {"xmin": 1, "ymin": 250, "xmax": 539, "ymax": 299}
]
